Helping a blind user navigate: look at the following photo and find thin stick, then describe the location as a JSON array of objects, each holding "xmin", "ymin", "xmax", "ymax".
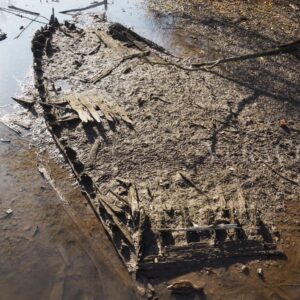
[
  {"xmin": 0, "ymin": 8, "xmax": 47, "ymax": 24},
  {"xmin": 7, "ymin": 5, "xmax": 48, "ymax": 21},
  {"xmin": 91, "ymin": 51, "xmax": 150, "ymax": 83},
  {"xmin": 253, "ymin": 153, "xmax": 299, "ymax": 186},
  {"xmin": 14, "ymin": 15, "xmax": 40, "ymax": 39},
  {"xmin": 192, "ymin": 40, "xmax": 300, "ymax": 68},
  {"xmin": 179, "ymin": 172, "xmax": 210, "ymax": 199},
  {"xmin": 59, "ymin": 1, "xmax": 106, "ymax": 14},
  {"xmin": 147, "ymin": 40, "xmax": 300, "ymax": 71}
]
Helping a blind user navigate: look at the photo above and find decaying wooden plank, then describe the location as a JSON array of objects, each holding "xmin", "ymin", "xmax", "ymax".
[
  {"xmin": 65, "ymin": 95, "xmax": 93, "ymax": 123},
  {"xmin": 87, "ymin": 138, "xmax": 101, "ymax": 167},
  {"xmin": 80, "ymin": 95, "xmax": 101, "ymax": 122},
  {"xmin": 61, "ymin": 92, "xmax": 132, "ymax": 126},
  {"xmin": 128, "ymin": 184, "xmax": 140, "ymax": 224},
  {"xmin": 94, "ymin": 96, "xmax": 115, "ymax": 122},
  {"xmin": 98, "ymin": 195, "xmax": 134, "ymax": 246},
  {"xmin": 108, "ymin": 189, "xmax": 130, "ymax": 207}
]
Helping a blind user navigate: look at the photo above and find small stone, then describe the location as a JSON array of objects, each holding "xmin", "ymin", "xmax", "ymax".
[
  {"xmin": 257, "ymin": 268, "xmax": 264, "ymax": 277},
  {"xmin": 5, "ymin": 209, "xmax": 13, "ymax": 216},
  {"xmin": 24, "ymin": 225, "xmax": 32, "ymax": 231},
  {"xmin": 241, "ymin": 264, "xmax": 249, "ymax": 274}
]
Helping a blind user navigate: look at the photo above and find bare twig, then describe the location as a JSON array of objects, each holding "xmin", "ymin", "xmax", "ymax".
[
  {"xmin": 14, "ymin": 15, "xmax": 40, "ymax": 39},
  {"xmin": 91, "ymin": 51, "xmax": 150, "ymax": 83},
  {"xmin": 179, "ymin": 172, "xmax": 210, "ymax": 199},
  {"xmin": 192, "ymin": 40, "xmax": 300, "ymax": 69},
  {"xmin": 59, "ymin": 1, "xmax": 106, "ymax": 14},
  {"xmin": 254, "ymin": 153, "xmax": 299, "ymax": 186},
  {"xmin": 0, "ymin": 8, "xmax": 47, "ymax": 24},
  {"xmin": 150, "ymin": 93, "xmax": 171, "ymax": 104}
]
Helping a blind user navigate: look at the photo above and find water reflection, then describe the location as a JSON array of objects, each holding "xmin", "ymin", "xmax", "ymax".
[{"xmin": 0, "ymin": 0, "xmax": 205, "ymax": 112}]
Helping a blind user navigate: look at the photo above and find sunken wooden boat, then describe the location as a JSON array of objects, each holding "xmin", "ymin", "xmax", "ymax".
[{"xmin": 30, "ymin": 16, "xmax": 284, "ymax": 277}]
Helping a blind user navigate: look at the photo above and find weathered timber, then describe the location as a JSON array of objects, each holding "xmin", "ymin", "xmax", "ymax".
[{"xmin": 65, "ymin": 95, "xmax": 93, "ymax": 123}]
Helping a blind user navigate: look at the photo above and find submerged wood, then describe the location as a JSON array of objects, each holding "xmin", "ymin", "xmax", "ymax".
[
  {"xmin": 8, "ymin": 5, "xmax": 40, "ymax": 16},
  {"xmin": 59, "ymin": 1, "xmax": 107, "ymax": 14}
]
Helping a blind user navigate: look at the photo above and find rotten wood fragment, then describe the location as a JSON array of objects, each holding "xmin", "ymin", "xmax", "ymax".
[
  {"xmin": 11, "ymin": 97, "xmax": 35, "ymax": 107},
  {"xmin": 97, "ymin": 195, "xmax": 134, "ymax": 246},
  {"xmin": 65, "ymin": 95, "xmax": 93, "ymax": 123},
  {"xmin": 80, "ymin": 95, "xmax": 101, "ymax": 122},
  {"xmin": 87, "ymin": 138, "xmax": 101, "ymax": 167},
  {"xmin": 128, "ymin": 184, "xmax": 140, "ymax": 225},
  {"xmin": 179, "ymin": 172, "xmax": 209, "ymax": 199}
]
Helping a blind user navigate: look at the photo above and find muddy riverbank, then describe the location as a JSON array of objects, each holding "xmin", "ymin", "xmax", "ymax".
[{"xmin": 2, "ymin": 0, "xmax": 300, "ymax": 299}]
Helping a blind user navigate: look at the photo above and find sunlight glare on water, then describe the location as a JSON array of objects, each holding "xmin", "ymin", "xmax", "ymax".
[{"xmin": 0, "ymin": 0, "xmax": 173, "ymax": 110}]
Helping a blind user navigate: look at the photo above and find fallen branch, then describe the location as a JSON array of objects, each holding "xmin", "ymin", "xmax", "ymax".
[
  {"xmin": 8, "ymin": 5, "xmax": 39, "ymax": 16},
  {"xmin": 147, "ymin": 39, "xmax": 300, "ymax": 71},
  {"xmin": 253, "ymin": 153, "xmax": 299, "ymax": 187},
  {"xmin": 59, "ymin": 1, "xmax": 106, "ymax": 14},
  {"xmin": 91, "ymin": 51, "xmax": 150, "ymax": 83},
  {"xmin": 192, "ymin": 40, "xmax": 300, "ymax": 69},
  {"xmin": 14, "ymin": 15, "xmax": 40, "ymax": 39},
  {"xmin": 0, "ymin": 8, "xmax": 47, "ymax": 24}
]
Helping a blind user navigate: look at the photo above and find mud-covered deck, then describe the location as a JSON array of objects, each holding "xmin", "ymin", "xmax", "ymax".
[{"xmin": 26, "ymin": 5, "xmax": 300, "ymax": 278}]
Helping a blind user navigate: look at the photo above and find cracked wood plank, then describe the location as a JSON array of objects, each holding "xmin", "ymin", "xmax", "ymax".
[{"xmin": 65, "ymin": 95, "xmax": 93, "ymax": 123}]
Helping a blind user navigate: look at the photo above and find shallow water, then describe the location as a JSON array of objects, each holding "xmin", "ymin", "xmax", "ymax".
[
  {"xmin": 0, "ymin": 124, "xmax": 139, "ymax": 300},
  {"xmin": 0, "ymin": 0, "xmax": 203, "ymax": 112}
]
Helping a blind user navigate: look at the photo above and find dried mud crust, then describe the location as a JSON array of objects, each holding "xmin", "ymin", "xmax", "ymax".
[{"xmin": 32, "ymin": 15, "xmax": 299, "ymax": 275}]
